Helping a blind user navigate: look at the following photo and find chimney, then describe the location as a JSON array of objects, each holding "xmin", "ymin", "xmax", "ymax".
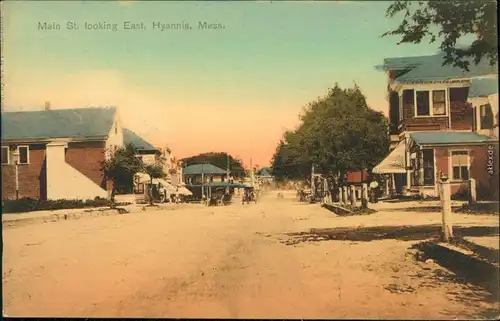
[{"xmin": 44, "ymin": 101, "xmax": 51, "ymax": 111}]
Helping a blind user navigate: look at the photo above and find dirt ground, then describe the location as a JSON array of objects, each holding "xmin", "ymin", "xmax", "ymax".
[{"xmin": 3, "ymin": 190, "xmax": 499, "ymax": 319}]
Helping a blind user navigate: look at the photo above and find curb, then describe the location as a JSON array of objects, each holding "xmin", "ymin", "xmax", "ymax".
[{"xmin": 415, "ymin": 241, "xmax": 500, "ymax": 296}]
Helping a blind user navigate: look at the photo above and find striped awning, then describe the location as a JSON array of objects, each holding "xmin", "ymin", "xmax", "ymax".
[{"xmin": 372, "ymin": 141, "xmax": 406, "ymax": 174}]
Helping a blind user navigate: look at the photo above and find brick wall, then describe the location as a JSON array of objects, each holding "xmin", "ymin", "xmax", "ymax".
[
  {"xmin": 65, "ymin": 141, "xmax": 107, "ymax": 188},
  {"xmin": 434, "ymin": 145, "xmax": 499, "ymax": 196},
  {"xmin": 1, "ymin": 144, "xmax": 46, "ymax": 200}
]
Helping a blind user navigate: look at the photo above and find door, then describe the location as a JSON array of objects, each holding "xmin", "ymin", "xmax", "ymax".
[{"xmin": 422, "ymin": 149, "xmax": 435, "ymax": 186}]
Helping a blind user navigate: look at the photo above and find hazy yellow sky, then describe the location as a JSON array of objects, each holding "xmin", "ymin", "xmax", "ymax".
[{"xmin": 2, "ymin": 1, "xmax": 443, "ymax": 167}]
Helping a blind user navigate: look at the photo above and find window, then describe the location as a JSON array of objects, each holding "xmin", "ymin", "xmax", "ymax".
[
  {"xmin": 18, "ymin": 146, "xmax": 29, "ymax": 164},
  {"xmin": 416, "ymin": 91, "xmax": 430, "ymax": 116},
  {"xmin": 135, "ymin": 183, "xmax": 145, "ymax": 194},
  {"xmin": 451, "ymin": 151, "xmax": 469, "ymax": 181},
  {"xmin": 480, "ymin": 104, "xmax": 494, "ymax": 130},
  {"xmin": 432, "ymin": 90, "xmax": 446, "ymax": 115},
  {"xmin": 1, "ymin": 146, "xmax": 9, "ymax": 165},
  {"xmin": 415, "ymin": 89, "xmax": 448, "ymax": 117}
]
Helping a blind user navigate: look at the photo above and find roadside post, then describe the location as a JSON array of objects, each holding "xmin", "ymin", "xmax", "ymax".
[
  {"xmin": 468, "ymin": 178, "xmax": 477, "ymax": 205},
  {"xmin": 439, "ymin": 174, "xmax": 453, "ymax": 242},
  {"xmin": 342, "ymin": 186, "xmax": 348, "ymax": 204},
  {"xmin": 361, "ymin": 183, "xmax": 369, "ymax": 208},
  {"xmin": 350, "ymin": 185, "xmax": 357, "ymax": 206},
  {"xmin": 338, "ymin": 187, "xmax": 342, "ymax": 203}
]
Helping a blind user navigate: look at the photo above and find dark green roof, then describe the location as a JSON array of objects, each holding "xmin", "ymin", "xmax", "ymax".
[
  {"xmin": 123, "ymin": 128, "xmax": 157, "ymax": 151},
  {"xmin": 187, "ymin": 182, "xmax": 246, "ymax": 188},
  {"xmin": 183, "ymin": 164, "xmax": 227, "ymax": 175},
  {"xmin": 410, "ymin": 131, "xmax": 495, "ymax": 146},
  {"xmin": 469, "ymin": 78, "xmax": 498, "ymax": 98},
  {"xmin": 382, "ymin": 53, "xmax": 497, "ymax": 84},
  {"xmin": 1, "ymin": 107, "xmax": 116, "ymax": 141}
]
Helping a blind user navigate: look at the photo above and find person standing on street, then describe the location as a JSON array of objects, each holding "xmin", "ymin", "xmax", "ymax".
[{"xmin": 369, "ymin": 180, "xmax": 379, "ymax": 203}]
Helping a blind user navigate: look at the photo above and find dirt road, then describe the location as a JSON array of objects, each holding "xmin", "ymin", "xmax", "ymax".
[{"xmin": 3, "ymin": 191, "xmax": 499, "ymax": 318}]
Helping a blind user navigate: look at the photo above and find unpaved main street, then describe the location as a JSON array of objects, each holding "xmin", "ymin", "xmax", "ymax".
[{"xmin": 3, "ymin": 191, "xmax": 499, "ymax": 318}]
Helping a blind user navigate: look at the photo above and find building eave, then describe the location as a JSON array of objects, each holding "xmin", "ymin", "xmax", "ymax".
[{"xmin": 1, "ymin": 136, "xmax": 109, "ymax": 144}]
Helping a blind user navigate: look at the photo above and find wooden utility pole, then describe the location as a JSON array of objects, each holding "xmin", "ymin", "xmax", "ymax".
[
  {"xmin": 311, "ymin": 164, "xmax": 315, "ymax": 199},
  {"xmin": 250, "ymin": 158, "xmax": 254, "ymax": 187},
  {"xmin": 201, "ymin": 163, "xmax": 205, "ymax": 202}
]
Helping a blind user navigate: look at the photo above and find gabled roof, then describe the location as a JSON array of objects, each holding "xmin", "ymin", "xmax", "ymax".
[
  {"xmin": 1, "ymin": 107, "xmax": 116, "ymax": 141},
  {"xmin": 183, "ymin": 164, "xmax": 227, "ymax": 175},
  {"xmin": 410, "ymin": 131, "xmax": 496, "ymax": 146},
  {"xmin": 469, "ymin": 78, "xmax": 498, "ymax": 98},
  {"xmin": 381, "ymin": 53, "xmax": 497, "ymax": 84},
  {"xmin": 123, "ymin": 128, "xmax": 157, "ymax": 151}
]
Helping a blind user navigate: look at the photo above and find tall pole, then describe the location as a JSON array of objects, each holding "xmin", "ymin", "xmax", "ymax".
[
  {"xmin": 15, "ymin": 162, "xmax": 19, "ymax": 200},
  {"xmin": 226, "ymin": 154, "xmax": 230, "ymax": 193},
  {"xmin": 201, "ymin": 163, "xmax": 205, "ymax": 201},
  {"xmin": 250, "ymin": 158, "xmax": 254, "ymax": 188},
  {"xmin": 13, "ymin": 151, "xmax": 20, "ymax": 200},
  {"xmin": 311, "ymin": 164, "xmax": 315, "ymax": 199}
]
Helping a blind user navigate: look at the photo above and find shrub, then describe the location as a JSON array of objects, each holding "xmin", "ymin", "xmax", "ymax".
[
  {"xmin": 2, "ymin": 197, "xmax": 113, "ymax": 214},
  {"xmin": 451, "ymin": 184, "xmax": 469, "ymax": 201}
]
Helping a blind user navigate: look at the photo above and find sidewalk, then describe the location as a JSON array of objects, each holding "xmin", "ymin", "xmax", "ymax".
[{"xmin": 2, "ymin": 203, "xmax": 202, "ymax": 228}]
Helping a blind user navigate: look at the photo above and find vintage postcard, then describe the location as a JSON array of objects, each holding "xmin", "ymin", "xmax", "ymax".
[{"xmin": 1, "ymin": 0, "xmax": 499, "ymax": 319}]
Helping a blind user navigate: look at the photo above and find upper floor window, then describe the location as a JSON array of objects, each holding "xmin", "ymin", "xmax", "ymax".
[
  {"xmin": 415, "ymin": 89, "xmax": 448, "ymax": 117},
  {"xmin": 480, "ymin": 104, "xmax": 494, "ymax": 130},
  {"xmin": 18, "ymin": 146, "xmax": 30, "ymax": 164},
  {"xmin": 1, "ymin": 146, "xmax": 9, "ymax": 165}
]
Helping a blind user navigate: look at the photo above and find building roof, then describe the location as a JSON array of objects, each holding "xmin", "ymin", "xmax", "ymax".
[
  {"xmin": 1, "ymin": 107, "xmax": 116, "ymax": 141},
  {"xmin": 183, "ymin": 163, "xmax": 227, "ymax": 175},
  {"xmin": 468, "ymin": 78, "xmax": 498, "ymax": 98},
  {"xmin": 186, "ymin": 181, "xmax": 246, "ymax": 188},
  {"xmin": 257, "ymin": 167, "xmax": 272, "ymax": 176},
  {"xmin": 123, "ymin": 128, "xmax": 157, "ymax": 151},
  {"xmin": 381, "ymin": 53, "xmax": 497, "ymax": 84},
  {"xmin": 410, "ymin": 131, "xmax": 496, "ymax": 146}
]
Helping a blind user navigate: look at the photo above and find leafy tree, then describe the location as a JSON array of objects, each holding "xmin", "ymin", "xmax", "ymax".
[
  {"xmin": 181, "ymin": 152, "xmax": 246, "ymax": 177},
  {"xmin": 101, "ymin": 143, "xmax": 143, "ymax": 201},
  {"xmin": 143, "ymin": 160, "xmax": 167, "ymax": 206},
  {"xmin": 271, "ymin": 84, "xmax": 390, "ymax": 191},
  {"xmin": 382, "ymin": 0, "xmax": 497, "ymax": 71}
]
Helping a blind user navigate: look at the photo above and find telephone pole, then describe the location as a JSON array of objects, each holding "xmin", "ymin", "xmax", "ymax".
[{"xmin": 311, "ymin": 164, "xmax": 315, "ymax": 199}]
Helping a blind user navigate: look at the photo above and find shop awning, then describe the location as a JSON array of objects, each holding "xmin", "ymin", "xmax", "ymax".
[
  {"xmin": 372, "ymin": 141, "xmax": 406, "ymax": 174},
  {"xmin": 135, "ymin": 173, "xmax": 176, "ymax": 193},
  {"xmin": 176, "ymin": 186, "xmax": 193, "ymax": 196}
]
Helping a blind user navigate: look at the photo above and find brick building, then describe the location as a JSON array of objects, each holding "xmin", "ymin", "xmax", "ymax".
[
  {"xmin": 1, "ymin": 106, "xmax": 123, "ymax": 200},
  {"xmin": 373, "ymin": 53, "xmax": 499, "ymax": 198}
]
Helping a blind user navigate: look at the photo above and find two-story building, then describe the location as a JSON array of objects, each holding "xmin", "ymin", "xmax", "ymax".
[
  {"xmin": 1, "ymin": 106, "xmax": 123, "ymax": 200},
  {"xmin": 373, "ymin": 53, "xmax": 498, "ymax": 199}
]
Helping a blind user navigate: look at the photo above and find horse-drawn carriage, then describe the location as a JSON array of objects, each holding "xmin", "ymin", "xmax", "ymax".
[
  {"xmin": 297, "ymin": 188, "xmax": 312, "ymax": 202},
  {"xmin": 242, "ymin": 187, "xmax": 258, "ymax": 204}
]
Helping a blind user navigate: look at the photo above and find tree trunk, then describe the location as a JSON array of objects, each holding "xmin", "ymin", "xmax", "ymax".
[{"xmin": 148, "ymin": 177, "xmax": 154, "ymax": 206}]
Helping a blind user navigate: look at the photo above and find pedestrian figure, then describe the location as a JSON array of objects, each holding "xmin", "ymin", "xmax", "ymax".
[{"xmin": 369, "ymin": 180, "xmax": 379, "ymax": 203}]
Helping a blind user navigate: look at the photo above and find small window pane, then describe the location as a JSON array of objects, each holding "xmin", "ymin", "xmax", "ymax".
[
  {"xmin": 19, "ymin": 147, "xmax": 29, "ymax": 164},
  {"xmin": 453, "ymin": 167, "xmax": 461, "ymax": 180},
  {"xmin": 461, "ymin": 167, "xmax": 469, "ymax": 180},
  {"xmin": 480, "ymin": 104, "xmax": 494, "ymax": 129},
  {"xmin": 433, "ymin": 90, "xmax": 446, "ymax": 103},
  {"xmin": 1, "ymin": 147, "xmax": 9, "ymax": 164},
  {"xmin": 416, "ymin": 91, "xmax": 430, "ymax": 116}
]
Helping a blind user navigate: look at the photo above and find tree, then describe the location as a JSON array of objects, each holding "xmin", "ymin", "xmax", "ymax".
[
  {"xmin": 271, "ymin": 84, "xmax": 390, "ymax": 191},
  {"xmin": 101, "ymin": 143, "xmax": 143, "ymax": 202},
  {"xmin": 181, "ymin": 152, "xmax": 246, "ymax": 177},
  {"xmin": 143, "ymin": 161, "xmax": 167, "ymax": 206},
  {"xmin": 382, "ymin": 0, "xmax": 497, "ymax": 71}
]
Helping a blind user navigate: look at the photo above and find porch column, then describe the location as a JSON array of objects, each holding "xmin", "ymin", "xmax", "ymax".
[
  {"xmin": 468, "ymin": 178, "xmax": 477, "ymax": 204},
  {"xmin": 405, "ymin": 137, "xmax": 411, "ymax": 194},
  {"xmin": 391, "ymin": 173, "xmax": 396, "ymax": 196}
]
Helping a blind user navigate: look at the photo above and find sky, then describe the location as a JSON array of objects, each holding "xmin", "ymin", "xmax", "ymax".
[{"xmin": 2, "ymin": 0, "xmax": 447, "ymax": 167}]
